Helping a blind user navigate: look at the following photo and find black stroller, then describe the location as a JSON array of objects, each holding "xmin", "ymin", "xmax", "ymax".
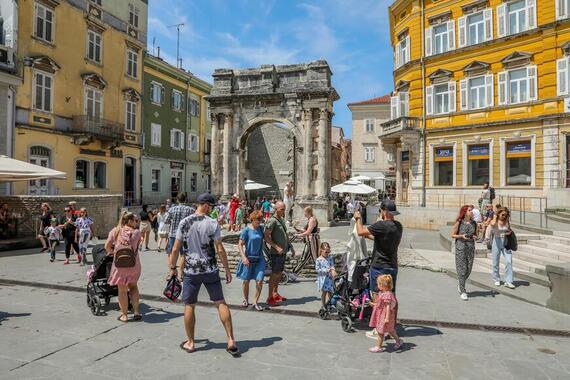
[
  {"xmin": 86, "ymin": 244, "xmax": 118, "ymax": 316},
  {"xmin": 319, "ymin": 257, "xmax": 373, "ymax": 332}
]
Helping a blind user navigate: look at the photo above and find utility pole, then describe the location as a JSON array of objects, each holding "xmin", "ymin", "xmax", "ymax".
[{"xmin": 168, "ymin": 23, "xmax": 185, "ymax": 68}]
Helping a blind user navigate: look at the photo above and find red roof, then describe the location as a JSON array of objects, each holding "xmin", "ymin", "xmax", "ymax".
[{"xmin": 347, "ymin": 94, "xmax": 391, "ymax": 106}]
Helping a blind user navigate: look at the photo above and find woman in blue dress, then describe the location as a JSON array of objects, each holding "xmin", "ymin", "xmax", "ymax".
[{"xmin": 236, "ymin": 210, "xmax": 267, "ymax": 311}]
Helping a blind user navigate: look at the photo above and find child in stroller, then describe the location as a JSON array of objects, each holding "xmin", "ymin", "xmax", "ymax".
[
  {"xmin": 86, "ymin": 244, "xmax": 121, "ymax": 315},
  {"xmin": 319, "ymin": 257, "xmax": 372, "ymax": 332}
]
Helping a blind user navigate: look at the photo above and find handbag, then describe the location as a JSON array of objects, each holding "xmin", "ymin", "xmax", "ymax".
[
  {"xmin": 504, "ymin": 229, "xmax": 518, "ymax": 252},
  {"xmin": 163, "ymin": 275, "xmax": 182, "ymax": 301},
  {"xmin": 113, "ymin": 228, "xmax": 137, "ymax": 268}
]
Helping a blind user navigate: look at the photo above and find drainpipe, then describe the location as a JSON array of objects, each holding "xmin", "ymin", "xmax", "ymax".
[{"xmin": 420, "ymin": 0, "xmax": 427, "ymax": 207}]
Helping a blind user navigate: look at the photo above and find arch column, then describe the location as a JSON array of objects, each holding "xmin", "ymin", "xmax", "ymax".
[
  {"xmin": 210, "ymin": 114, "xmax": 220, "ymax": 195},
  {"xmin": 316, "ymin": 109, "xmax": 329, "ymax": 198},
  {"xmin": 302, "ymin": 109, "xmax": 313, "ymax": 198},
  {"xmin": 222, "ymin": 113, "xmax": 232, "ymax": 197}
]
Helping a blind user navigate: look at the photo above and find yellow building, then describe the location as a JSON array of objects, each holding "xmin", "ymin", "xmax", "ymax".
[
  {"xmin": 14, "ymin": 0, "xmax": 147, "ymax": 202},
  {"xmin": 383, "ymin": 0, "xmax": 570, "ymax": 209}
]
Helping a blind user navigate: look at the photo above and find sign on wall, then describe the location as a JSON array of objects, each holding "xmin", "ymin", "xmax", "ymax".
[
  {"xmin": 468, "ymin": 144, "xmax": 489, "ymax": 160},
  {"xmin": 506, "ymin": 141, "xmax": 531, "ymax": 158},
  {"xmin": 434, "ymin": 146, "xmax": 453, "ymax": 162}
]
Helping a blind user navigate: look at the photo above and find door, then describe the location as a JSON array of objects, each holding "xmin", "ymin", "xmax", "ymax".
[
  {"xmin": 28, "ymin": 146, "xmax": 51, "ymax": 195},
  {"xmin": 171, "ymin": 170, "xmax": 182, "ymax": 199},
  {"xmin": 401, "ymin": 170, "xmax": 409, "ymax": 203},
  {"xmin": 566, "ymin": 135, "xmax": 570, "ymax": 188},
  {"xmin": 124, "ymin": 157, "xmax": 136, "ymax": 205}
]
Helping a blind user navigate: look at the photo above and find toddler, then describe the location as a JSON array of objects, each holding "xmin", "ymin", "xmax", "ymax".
[
  {"xmin": 315, "ymin": 242, "xmax": 336, "ymax": 308},
  {"xmin": 368, "ymin": 274, "xmax": 403, "ymax": 353},
  {"xmin": 44, "ymin": 218, "xmax": 62, "ymax": 262},
  {"xmin": 75, "ymin": 207, "xmax": 94, "ymax": 266}
]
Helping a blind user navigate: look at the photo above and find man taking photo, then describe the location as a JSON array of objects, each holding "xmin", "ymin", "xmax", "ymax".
[{"xmin": 354, "ymin": 199, "xmax": 403, "ymax": 339}]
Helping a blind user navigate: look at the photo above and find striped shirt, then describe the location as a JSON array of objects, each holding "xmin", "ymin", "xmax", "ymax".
[{"xmin": 165, "ymin": 203, "xmax": 195, "ymax": 238}]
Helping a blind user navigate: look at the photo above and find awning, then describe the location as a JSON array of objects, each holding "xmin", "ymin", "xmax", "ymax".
[
  {"xmin": 244, "ymin": 179, "xmax": 270, "ymax": 191},
  {"xmin": 0, "ymin": 156, "xmax": 67, "ymax": 182}
]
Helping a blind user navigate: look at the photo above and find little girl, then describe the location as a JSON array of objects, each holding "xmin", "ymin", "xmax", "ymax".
[
  {"xmin": 156, "ymin": 205, "xmax": 169, "ymax": 252},
  {"xmin": 315, "ymin": 242, "xmax": 336, "ymax": 308},
  {"xmin": 44, "ymin": 218, "xmax": 62, "ymax": 263},
  {"xmin": 368, "ymin": 274, "xmax": 403, "ymax": 353},
  {"xmin": 75, "ymin": 208, "xmax": 94, "ymax": 266}
]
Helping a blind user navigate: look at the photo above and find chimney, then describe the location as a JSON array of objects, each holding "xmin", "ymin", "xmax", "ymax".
[{"xmin": 157, "ymin": 46, "xmax": 161, "ymax": 58}]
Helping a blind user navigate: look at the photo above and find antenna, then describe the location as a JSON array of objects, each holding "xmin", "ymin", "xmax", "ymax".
[
  {"xmin": 168, "ymin": 23, "xmax": 185, "ymax": 68},
  {"xmin": 152, "ymin": 36, "xmax": 156, "ymax": 55}
]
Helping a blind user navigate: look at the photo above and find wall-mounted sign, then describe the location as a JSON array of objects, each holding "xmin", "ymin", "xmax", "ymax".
[
  {"xmin": 33, "ymin": 115, "xmax": 52, "ymax": 124},
  {"xmin": 468, "ymin": 144, "xmax": 489, "ymax": 160},
  {"xmin": 170, "ymin": 162, "xmax": 184, "ymax": 170},
  {"xmin": 507, "ymin": 141, "xmax": 531, "ymax": 158},
  {"xmin": 401, "ymin": 150, "xmax": 410, "ymax": 162},
  {"xmin": 434, "ymin": 146, "xmax": 453, "ymax": 162}
]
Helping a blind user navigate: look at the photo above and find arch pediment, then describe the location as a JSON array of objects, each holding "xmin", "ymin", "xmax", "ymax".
[
  {"xmin": 122, "ymin": 87, "xmax": 141, "ymax": 102},
  {"xmin": 81, "ymin": 72, "xmax": 107, "ymax": 89},
  {"xmin": 31, "ymin": 56, "xmax": 61, "ymax": 73},
  {"xmin": 501, "ymin": 51, "xmax": 532, "ymax": 68}
]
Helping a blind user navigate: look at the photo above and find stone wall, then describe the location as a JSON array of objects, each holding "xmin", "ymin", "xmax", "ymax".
[
  {"xmin": 246, "ymin": 123, "xmax": 293, "ymax": 199},
  {"xmin": 0, "ymin": 194, "xmax": 123, "ymax": 238}
]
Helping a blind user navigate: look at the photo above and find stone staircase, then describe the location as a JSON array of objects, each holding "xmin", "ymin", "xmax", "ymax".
[{"xmin": 475, "ymin": 231, "xmax": 570, "ymax": 288}]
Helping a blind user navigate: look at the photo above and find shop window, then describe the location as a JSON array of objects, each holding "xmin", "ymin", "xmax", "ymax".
[
  {"xmin": 93, "ymin": 162, "xmax": 106, "ymax": 188},
  {"xmin": 434, "ymin": 146, "xmax": 454, "ymax": 186},
  {"xmin": 467, "ymin": 144, "xmax": 490, "ymax": 185},
  {"xmin": 506, "ymin": 141, "xmax": 531, "ymax": 185},
  {"xmin": 75, "ymin": 160, "xmax": 89, "ymax": 189}
]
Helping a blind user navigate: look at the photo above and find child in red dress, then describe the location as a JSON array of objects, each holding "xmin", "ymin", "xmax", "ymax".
[{"xmin": 368, "ymin": 274, "xmax": 403, "ymax": 353}]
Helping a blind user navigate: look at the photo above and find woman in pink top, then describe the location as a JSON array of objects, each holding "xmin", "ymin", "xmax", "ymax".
[{"xmin": 105, "ymin": 212, "xmax": 142, "ymax": 322}]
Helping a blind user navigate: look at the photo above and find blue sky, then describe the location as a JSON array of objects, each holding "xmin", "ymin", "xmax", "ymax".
[{"xmin": 147, "ymin": 0, "xmax": 393, "ymax": 137}]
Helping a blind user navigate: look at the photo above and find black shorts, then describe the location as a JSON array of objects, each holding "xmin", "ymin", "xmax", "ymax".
[
  {"xmin": 270, "ymin": 254, "xmax": 286, "ymax": 273},
  {"xmin": 182, "ymin": 271, "xmax": 224, "ymax": 305}
]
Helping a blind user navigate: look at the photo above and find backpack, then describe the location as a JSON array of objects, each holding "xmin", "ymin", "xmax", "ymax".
[
  {"xmin": 113, "ymin": 228, "xmax": 137, "ymax": 268},
  {"xmin": 489, "ymin": 187, "xmax": 496, "ymax": 201}
]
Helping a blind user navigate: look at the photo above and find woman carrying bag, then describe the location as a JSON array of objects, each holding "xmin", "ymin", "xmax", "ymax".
[
  {"xmin": 105, "ymin": 212, "xmax": 143, "ymax": 322},
  {"xmin": 451, "ymin": 205, "xmax": 477, "ymax": 301},
  {"xmin": 490, "ymin": 208, "xmax": 516, "ymax": 289}
]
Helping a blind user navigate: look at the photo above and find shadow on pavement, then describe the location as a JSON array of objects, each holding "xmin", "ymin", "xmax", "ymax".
[
  {"xmin": 283, "ymin": 296, "xmax": 320, "ymax": 306},
  {"xmin": 468, "ymin": 290, "xmax": 499, "ymax": 298},
  {"xmin": 0, "ymin": 311, "xmax": 32, "ymax": 325},
  {"xmin": 192, "ymin": 336, "xmax": 283, "ymax": 354},
  {"xmin": 138, "ymin": 304, "xmax": 183, "ymax": 324},
  {"xmin": 513, "ymin": 280, "xmax": 530, "ymax": 287},
  {"xmin": 398, "ymin": 324, "xmax": 443, "ymax": 337}
]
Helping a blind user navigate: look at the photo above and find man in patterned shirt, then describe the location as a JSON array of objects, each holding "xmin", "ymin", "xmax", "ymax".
[
  {"xmin": 165, "ymin": 192, "xmax": 195, "ymax": 256},
  {"xmin": 169, "ymin": 193, "xmax": 238, "ymax": 356}
]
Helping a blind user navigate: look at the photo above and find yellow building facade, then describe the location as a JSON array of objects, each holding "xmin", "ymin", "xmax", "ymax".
[
  {"xmin": 383, "ymin": 0, "xmax": 570, "ymax": 209},
  {"xmin": 14, "ymin": 0, "xmax": 147, "ymax": 201}
]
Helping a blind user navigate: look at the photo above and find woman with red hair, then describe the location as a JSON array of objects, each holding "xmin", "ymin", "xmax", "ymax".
[{"xmin": 451, "ymin": 205, "xmax": 476, "ymax": 300}]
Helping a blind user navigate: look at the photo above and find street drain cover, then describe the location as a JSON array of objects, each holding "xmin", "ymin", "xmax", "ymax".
[{"xmin": 538, "ymin": 348, "xmax": 556, "ymax": 354}]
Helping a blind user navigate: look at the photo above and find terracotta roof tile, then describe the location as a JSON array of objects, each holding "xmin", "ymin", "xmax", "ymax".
[{"xmin": 347, "ymin": 94, "xmax": 391, "ymax": 106}]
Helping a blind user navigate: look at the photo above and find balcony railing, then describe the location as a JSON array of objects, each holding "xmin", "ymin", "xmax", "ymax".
[
  {"xmin": 380, "ymin": 116, "xmax": 419, "ymax": 138},
  {"xmin": 71, "ymin": 115, "xmax": 124, "ymax": 141}
]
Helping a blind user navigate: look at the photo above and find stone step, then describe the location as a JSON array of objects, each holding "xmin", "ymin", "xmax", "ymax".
[
  {"xmin": 546, "ymin": 214, "xmax": 570, "ymax": 224},
  {"xmin": 475, "ymin": 257, "xmax": 551, "ymax": 287},
  {"xmin": 542, "ymin": 234, "xmax": 570, "ymax": 245},
  {"xmin": 512, "ymin": 247, "xmax": 566, "ymax": 266},
  {"xmin": 483, "ymin": 254, "xmax": 548, "ymax": 276},
  {"xmin": 553, "ymin": 231, "xmax": 570, "ymax": 239},
  {"xmin": 525, "ymin": 241, "xmax": 570, "ymax": 260},
  {"xmin": 555, "ymin": 211, "xmax": 570, "ymax": 218}
]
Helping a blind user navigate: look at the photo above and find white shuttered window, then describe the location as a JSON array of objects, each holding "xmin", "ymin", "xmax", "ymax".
[
  {"xmin": 460, "ymin": 75, "xmax": 494, "ymax": 110},
  {"xmin": 390, "ymin": 92, "xmax": 410, "ymax": 119},
  {"xmin": 557, "ymin": 57, "xmax": 569, "ymax": 96},
  {"xmin": 426, "ymin": 21, "xmax": 455, "ymax": 56},
  {"xmin": 498, "ymin": 0, "xmax": 537, "ymax": 37},
  {"xmin": 498, "ymin": 66, "xmax": 538, "ymax": 105},
  {"xmin": 557, "ymin": 0, "xmax": 570, "ymax": 20}
]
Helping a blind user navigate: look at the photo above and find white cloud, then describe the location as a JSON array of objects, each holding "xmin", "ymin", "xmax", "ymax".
[{"xmin": 218, "ymin": 32, "xmax": 301, "ymax": 66}]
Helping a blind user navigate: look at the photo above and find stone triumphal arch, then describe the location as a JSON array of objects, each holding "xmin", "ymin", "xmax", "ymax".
[{"xmin": 205, "ymin": 61, "xmax": 339, "ymax": 223}]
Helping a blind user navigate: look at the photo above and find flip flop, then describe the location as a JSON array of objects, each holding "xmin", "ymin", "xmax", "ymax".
[
  {"xmin": 368, "ymin": 346, "xmax": 385, "ymax": 353},
  {"xmin": 117, "ymin": 315, "xmax": 128, "ymax": 323},
  {"xmin": 226, "ymin": 346, "xmax": 241, "ymax": 358},
  {"xmin": 179, "ymin": 341, "xmax": 196, "ymax": 353},
  {"xmin": 132, "ymin": 314, "xmax": 143, "ymax": 322},
  {"xmin": 253, "ymin": 304, "xmax": 263, "ymax": 311}
]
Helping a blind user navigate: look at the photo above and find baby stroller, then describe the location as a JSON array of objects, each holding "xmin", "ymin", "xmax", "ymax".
[
  {"xmin": 86, "ymin": 244, "xmax": 117, "ymax": 316},
  {"xmin": 319, "ymin": 257, "xmax": 372, "ymax": 332}
]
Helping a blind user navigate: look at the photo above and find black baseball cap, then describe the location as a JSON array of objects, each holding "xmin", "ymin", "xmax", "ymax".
[
  {"xmin": 380, "ymin": 199, "xmax": 400, "ymax": 216},
  {"xmin": 197, "ymin": 193, "xmax": 216, "ymax": 206}
]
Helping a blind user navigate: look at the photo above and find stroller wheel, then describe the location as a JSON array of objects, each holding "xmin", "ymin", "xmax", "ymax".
[
  {"xmin": 90, "ymin": 295, "xmax": 102, "ymax": 316},
  {"xmin": 279, "ymin": 273, "xmax": 289, "ymax": 285},
  {"xmin": 318, "ymin": 308, "xmax": 329, "ymax": 320},
  {"xmin": 104, "ymin": 296, "xmax": 111, "ymax": 306},
  {"xmin": 341, "ymin": 316, "xmax": 353, "ymax": 333}
]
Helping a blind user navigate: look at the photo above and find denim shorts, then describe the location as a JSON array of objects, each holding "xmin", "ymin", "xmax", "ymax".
[
  {"xmin": 182, "ymin": 271, "xmax": 224, "ymax": 305},
  {"xmin": 166, "ymin": 237, "xmax": 177, "ymax": 256},
  {"xmin": 369, "ymin": 266, "xmax": 398, "ymax": 294}
]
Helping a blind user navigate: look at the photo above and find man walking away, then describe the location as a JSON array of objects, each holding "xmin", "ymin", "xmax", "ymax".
[
  {"xmin": 264, "ymin": 201, "xmax": 289, "ymax": 307},
  {"xmin": 165, "ymin": 193, "xmax": 195, "ymax": 258},
  {"xmin": 169, "ymin": 193, "xmax": 239, "ymax": 356},
  {"xmin": 354, "ymin": 199, "xmax": 403, "ymax": 339},
  {"xmin": 283, "ymin": 181, "xmax": 294, "ymax": 225}
]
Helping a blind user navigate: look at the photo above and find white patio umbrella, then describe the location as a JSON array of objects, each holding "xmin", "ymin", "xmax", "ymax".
[
  {"xmin": 331, "ymin": 180, "xmax": 376, "ymax": 194},
  {"xmin": 350, "ymin": 175, "xmax": 371, "ymax": 181},
  {"xmin": 0, "ymin": 155, "xmax": 66, "ymax": 182},
  {"xmin": 244, "ymin": 179, "xmax": 270, "ymax": 191},
  {"xmin": 373, "ymin": 173, "xmax": 386, "ymax": 180}
]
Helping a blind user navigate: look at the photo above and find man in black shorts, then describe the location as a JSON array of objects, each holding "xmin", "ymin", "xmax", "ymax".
[{"xmin": 169, "ymin": 193, "xmax": 239, "ymax": 356}]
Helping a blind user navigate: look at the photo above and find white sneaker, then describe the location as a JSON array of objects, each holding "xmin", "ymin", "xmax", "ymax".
[
  {"xmin": 366, "ymin": 329, "xmax": 378, "ymax": 339},
  {"xmin": 460, "ymin": 292, "xmax": 468, "ymax": 300},
  {"xmin": 494, "ymin": 281, "xmax": 501, "ymax": 286},
  {"xmin": 504, "ymin": 282, "xmax": 515, "ymax": 289}
]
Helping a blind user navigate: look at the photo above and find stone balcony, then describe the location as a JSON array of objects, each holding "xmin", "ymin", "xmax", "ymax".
[
  {"xmin": 66, "ymin": 115, "xmax": 141, "ymax": 147},
  {"xmin": 379, "ymin": 116, "xmax": 420, "ymax": 138}
]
